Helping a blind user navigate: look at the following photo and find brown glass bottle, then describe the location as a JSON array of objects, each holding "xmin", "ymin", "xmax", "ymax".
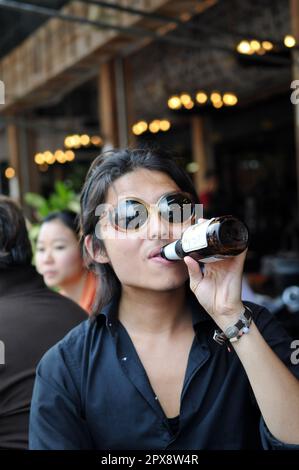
[{"xmin": 160, "ymin": 216, "xmax": 249, "ymax": 263}]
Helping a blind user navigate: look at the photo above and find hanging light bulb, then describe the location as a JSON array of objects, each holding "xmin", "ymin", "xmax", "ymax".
[
  {"xmin": 196, "ymin": 91, "xmax": 208, "ymax": 104},
  {"xmin": 5, "ymin": 167, "xmax": 15, "ymax": 179},
  {"xmin": 284, "ymin": 35, "xmax": 296, "ymax": 48},
  {"xmin": 159, "ymin": 120, "xmax": 171, "ymax": 132},
  {"xmin": 149, "ymin": 120, "xmax": 160, "ymax": 133},
  {"xmin": 168, "ymin": 96, "xmax": 182, "ymax": 110},
  {"xmin": 223, "ymin": 93, "xmax": 238, "ymax": 106},
  {"xmin": 237, "ymin": 40, "xmax": 252, "ymax": 54},
  {"xmin": 262, "ymin": 41, "xmax": 273, "ymax": 51}
]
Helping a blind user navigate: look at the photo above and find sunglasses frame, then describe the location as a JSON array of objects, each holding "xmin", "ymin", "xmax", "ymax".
[{"xmin": 107, "ymin": 191, "xmax": 196, "ymax": 233}]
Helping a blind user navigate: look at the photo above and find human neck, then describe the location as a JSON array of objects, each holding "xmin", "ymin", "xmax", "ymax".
[
  {"xmin": 60, "ymin": 269, "xmax": 88, "ymax": 305},
  {"xmin": 118, "ymin": 285, "xmax": 191, "ymax": 337}
]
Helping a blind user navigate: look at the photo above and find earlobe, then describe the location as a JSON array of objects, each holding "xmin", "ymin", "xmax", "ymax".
[{"xmin": 84, "ymin": 235, "xmax": 110, "ymax": 264}]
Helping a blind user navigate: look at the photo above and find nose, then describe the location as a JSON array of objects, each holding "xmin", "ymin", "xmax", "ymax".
[
  {"xmin": 147, "ymin": 209, "xmax": 169, "ymax": 240},
  {"xmin": 43, "ymin": 248, "xmax": 55, "ymax": 264}
]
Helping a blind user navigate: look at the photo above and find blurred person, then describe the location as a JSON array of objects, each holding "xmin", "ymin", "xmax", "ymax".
[
  {"xmin": 199, "ymin": 169, "xmax": 227, "ymax": 218},
  {"xmin": 0, "ymin": 196, "xmax": 86, "ymax": 450},
  {"xmin": 35, "ymin": 210, "xmax": 97, "ymax": 314},
  {"xmin": 29, "ymin": 149, "xmax": 299, "ymax": 450}
]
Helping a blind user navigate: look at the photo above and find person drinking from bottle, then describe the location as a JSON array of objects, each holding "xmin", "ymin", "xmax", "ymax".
[{"xmin": 29, "ymin": 148, "xmax": 299, "ymax": 450}]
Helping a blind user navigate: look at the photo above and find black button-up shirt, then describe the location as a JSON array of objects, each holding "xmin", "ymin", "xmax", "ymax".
[{"xmin": 29, "ymin": 293, "xmax": 299, "ymax": 450}]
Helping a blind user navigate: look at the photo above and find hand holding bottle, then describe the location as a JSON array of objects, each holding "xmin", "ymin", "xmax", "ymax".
[{"xmin": 183, "ymin": 218, "xmax": 247, "ymax": 329}]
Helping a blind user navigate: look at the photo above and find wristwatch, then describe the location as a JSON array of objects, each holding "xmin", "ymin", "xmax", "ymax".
[{"xmin": 213, "ymin": 305, "xmax": 253, "ymax": 347}]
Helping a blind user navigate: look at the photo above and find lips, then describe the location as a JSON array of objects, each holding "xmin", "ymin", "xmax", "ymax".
[
  {"xmin": 43, "ymin": 271, "xmax": 57, "ymax": 276},
  {"xmin": 147, "ymin": 245, "xmax": 177, "ymax": 266},
  {"xmin": 147, "ymin": 246, "xmax": 164, "ymax": 259}
]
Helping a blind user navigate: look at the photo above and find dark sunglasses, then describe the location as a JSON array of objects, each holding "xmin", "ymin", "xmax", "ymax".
[{"xmin": 108, "ymin": 192, "xmax": 196, "ymax": 232}]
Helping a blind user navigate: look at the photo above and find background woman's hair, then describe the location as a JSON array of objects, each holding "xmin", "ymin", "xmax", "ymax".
[
  {"xmin": 80, "ymin": 147, "xmax": 199, "ymax": 319},
  {"xmin": 41, "ymin": 210, "xmax": 80, "ymax": 237},
  {"xmin": 0, "ymin": 196, "xmax": 33, "ymax": 268}
]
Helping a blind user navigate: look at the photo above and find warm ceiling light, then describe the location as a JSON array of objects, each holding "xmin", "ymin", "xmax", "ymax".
[
  {"xmin": 184, "ymin": 100, "xmax": 194, "ymax": 110},
  {"xmin": 168, "ymin": 96, "xmax": 181, "ymax": 110},
  {"xmin": 136, "ymin": 121, "xmax": 148, "ymax": 133},
  {"xmin": 46, "ymin": 154, "xmax": 56, "ymax": 164},
  {"xmin": 284, "ymin": 35, "xmax": 296, "ymax": 48},
  {"xmin": 159, "ymin": 120, "xmax": 171, "ymax": 131},
  {"xmin": 42, "ymin": 150, "xmax": 55, "ymax": 165},
  {"xmin": 80, "ymin": 134, "xmax": 90, "ymax": 146},
  {"xmin": 64, "ymin": 137, "xmax": 71, "ymax": 148},
  {"xmin": 210, "ymin": 92, "xmax": 222, "ymax": 103},
  {"xmin": 72, "ymin": 135, "xmax": 81, "ymax": 148},
  {"xmin": 65, "ymin": 150, "xmax": 75, "ymax": 161},
  {"xmin": 44, "ymin": 151, "xmax": 57, "ymax": 164},
  {"xmin": 91, "ymin": 136, "xmax": 103, "ymax": 146},
  {"xmin": 132, "ymin": 124, "xmax": 143, "ymax": 136},
  {"xmin": 34, "ymin": 153, "xmax": 44, "ymax": 165},
  {"xmin": 250, "ymin": 40, "xmax": 261, "ymax": 51},
  {"xmin": 223, "ymin": 93, "xmax": 238, "ymax": 106},
  {"xmin": 64, "ymin": 136, "xmax": 75, "ymax": 148},
  {"xmin": 180, "ymin": 93, "xmax": 192, "ymax": 106},
  {"xmin": 237, "ymin": 40, "xmax": 251, "ymax": 54},
  {"xmin": 149, "ymin": 120, "xmax": 160, "ymax": 133},
  {"xmin": 262, "ymin": 41, "xmax": 273, "ymax": 51},
  {"xmin": 5, "ymin": 167, "xmax": 15, "ymax": 179},
  {"xmin": 43, "ymin": 151, "xmax": 53, "ymax": 164},
  {"xmin": 54, "ymin": 150, "xmax": 64, "ymax": 159},
  {"xmin": 196, "ymin": 91, "xmax": 208, "ymax": 104},
  {"xmin": 56, "ymin": 152, "xmax": 67, "ymax": 164},
  {"xmin": 212, "ymin": 100, "xmax": 223, "ymax": 109}
]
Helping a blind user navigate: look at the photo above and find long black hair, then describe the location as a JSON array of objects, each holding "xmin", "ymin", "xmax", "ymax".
[
  {"xmin": 41, "ymin": 210, "xmax": 80, "ymax": 238},
  {"xmin": 80, "ymin": 147, "xmax": 199, "ymax": 318},
  {"xmin": 0, "ymin": 196, "xmax": 33, "ymax": 268}
]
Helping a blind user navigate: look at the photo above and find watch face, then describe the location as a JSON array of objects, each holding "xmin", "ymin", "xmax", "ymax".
[{"xmin": 225, "ymin": 326, "xmax": 240, "ymax": 338}]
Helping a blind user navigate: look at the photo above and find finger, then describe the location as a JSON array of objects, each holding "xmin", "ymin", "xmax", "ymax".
[
  {"xmin": 184, "ymin": 256, "xmax": 203, "ymax": 284},
  {"xmin": 235, "ymin": 247, "xmax": 248, "ymax": 267}
]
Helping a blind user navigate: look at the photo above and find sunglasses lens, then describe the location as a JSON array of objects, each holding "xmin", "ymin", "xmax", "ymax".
[
  {"xmin": 114, "ymin": 200, "xmax": 148, "ymax": 230},
  {"xmin": 160, "ymin": 193, "xmax": 194, "ymax": 223}
]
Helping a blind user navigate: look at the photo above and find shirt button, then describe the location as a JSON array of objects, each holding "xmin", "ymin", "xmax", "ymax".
[
  {"xmin": 155, "ymin": 396, "xmax": 158, "ymax": 400},
  {"xmin": 121, "ymin": 357, "xmax": 127, "ymax": 361},
  {"xmin": 108, "ymin": 323, "xmax": 112, "ymax": 327}
]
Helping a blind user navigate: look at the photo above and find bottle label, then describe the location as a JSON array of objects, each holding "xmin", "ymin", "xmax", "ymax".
[{"xmin": 182, "ymin": 220, "xmax": 211, "ymax": 252}]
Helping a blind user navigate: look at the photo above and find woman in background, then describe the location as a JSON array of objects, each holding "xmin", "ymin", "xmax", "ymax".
[{"xmin": 35, "ymin": 210, "xmax": 97, "ymax": 314}]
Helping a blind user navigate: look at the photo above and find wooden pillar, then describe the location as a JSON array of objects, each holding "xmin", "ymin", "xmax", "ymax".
[
  {"xmin": 6, "ymin": 123, "xmax": 22, "ymax": 201},
  {"xmin": 124, "ymin": 58, "xmax": 136, "ymax": 147},
  {"xmin": 191, "ymin": 116, "xmax": 211, "ymax": 195},
  {"xmin": 98, "ymin": 61, "xmax": 119, "ymax": 149},
  {"xmin": 290, "ymin": 0, "xmax": 299, "ymax": 209},
  {"xmin": 26, "ymin": 125, "xmax": 40, "ymax": 194},
  {"xmin": 114, "ymin": 58, "xmax": 128, "ymax": 148},
  {"xmin": 6, "ymin": 119, "xmax": 40, "ymax": 202}
]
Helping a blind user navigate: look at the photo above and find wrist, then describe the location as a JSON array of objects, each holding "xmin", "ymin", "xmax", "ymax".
[
  {"xmin": 215, "ymin": 303, "xmax": 245, "ymax": 331},
  {"xmin": 213, "ymin": 305, "xmax": 253, "ymax": 349}
]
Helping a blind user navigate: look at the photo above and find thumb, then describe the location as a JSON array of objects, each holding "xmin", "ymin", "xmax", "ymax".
[{"xmin": 184, "ymin": 256, "xmax": 203, "ymax": 290}]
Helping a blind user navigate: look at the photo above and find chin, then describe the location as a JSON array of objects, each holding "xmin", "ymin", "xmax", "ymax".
[
  {"xmin": 150, "ymin": 278, "xmax": 186, "ymax": 291},
  {"xmin": 44, "ymin": 278, "xmax": 58, "ymax": 288}
]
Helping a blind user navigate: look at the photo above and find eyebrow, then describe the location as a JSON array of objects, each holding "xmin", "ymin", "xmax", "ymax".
[
  {"xmin": 116, "ymin": 190, "xmax": 181, "ymax": 203},
  {"xmin": 37, "ymin": 238, "xmax": 69, "ymax": 244}
]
